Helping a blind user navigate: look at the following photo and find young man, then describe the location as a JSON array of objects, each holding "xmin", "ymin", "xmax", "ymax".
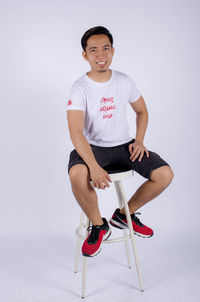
[{"xmin": 67, "ymin": 26, "xmax": 173, "ymax": 257}]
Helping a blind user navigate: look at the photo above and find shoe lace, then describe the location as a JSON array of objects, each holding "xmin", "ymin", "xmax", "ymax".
[
  {"xmin": 131, "ymin": 212, "xmax": 144, "ymax": 227},
  {"xmin": 87, "ymin": 225, "xmax": 100, "ymax": 244}
]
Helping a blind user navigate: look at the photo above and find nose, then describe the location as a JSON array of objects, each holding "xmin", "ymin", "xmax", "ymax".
[{"xmin": 96, "ymin": 49, "xmax": 105, "ymax": 58}]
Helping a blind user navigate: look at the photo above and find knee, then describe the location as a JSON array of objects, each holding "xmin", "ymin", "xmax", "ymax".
[
  {"xmin": 69, "ymin": 164, "xmax": 89, "ymax": 187},
  {"xmin": 151, "ymin": 166, "xmax": 174, "ymax": 188}
]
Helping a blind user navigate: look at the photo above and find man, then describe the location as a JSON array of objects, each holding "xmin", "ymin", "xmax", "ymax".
[{"xmin": 66, "ymin": 26, "xmax": 173, "ymax": 257}]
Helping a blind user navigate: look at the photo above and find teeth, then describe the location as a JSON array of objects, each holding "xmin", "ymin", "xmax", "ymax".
[{"xmin": 97, "ymin": 61, "xmax": 106, "ymax": 64}]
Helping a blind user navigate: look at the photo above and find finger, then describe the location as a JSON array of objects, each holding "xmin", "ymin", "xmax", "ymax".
[
  {"xmin": 106, "ymin": 174, "xmax": 112, "ymax": 183},
  {"xmin": 129, "ymin": 144, "xmax": 134, "ymax": 154},
  {"xmin": 94, "ymin": 182, "xmax": 100, "ymax": 189},
  {"xmin": 130, "ymin": 147, "xmax": 138, "ymax": 160},
  {"xmin": 131, "ymin": 150, "xmax": 141, "ymax": 162},
  {"xmin": 103, "ymin": 179, "xmax": 110, "ymax": 188},
  {"xmin": 145, "ymin": 149, "xmax": 149, "ymax": 158},
  {"xmin": 138, "ymin": 150, "xmax": 144, "ymax": 162},
  {"xmin": 99, "ymin": 182, "xmax": 106, "ymax": 190}
]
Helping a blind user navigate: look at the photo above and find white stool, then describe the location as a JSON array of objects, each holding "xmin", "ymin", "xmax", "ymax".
[{"xmin": 74, "ymin": 170, "xmax": 144, "ymax": 298}]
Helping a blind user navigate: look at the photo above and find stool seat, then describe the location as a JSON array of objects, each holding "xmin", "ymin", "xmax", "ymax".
[
  {"xmin": 109, "ymin": 170, "xmax": 133, "ymax": 181},
  {"xmin": 74, "ymin": 169, "xmax": 144, "ymax": 298}
]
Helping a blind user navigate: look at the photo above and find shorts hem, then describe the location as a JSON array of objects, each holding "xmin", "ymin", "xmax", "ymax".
[{"xmin": 68, "ymin": 161, "xmax": 88, "ymax": 174}]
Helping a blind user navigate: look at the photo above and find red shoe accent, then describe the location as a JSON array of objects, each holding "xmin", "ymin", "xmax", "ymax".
[
  {"xmin": 124, "ymin": 218, "xmax": 153, "ymax": 237},
  {"xmin": 82, "ymin": 218, "xmax": 111, "ymax": 257},
  {"xmin": 110, "ymin": 209, "xmax": 153, "ymax": 238}
]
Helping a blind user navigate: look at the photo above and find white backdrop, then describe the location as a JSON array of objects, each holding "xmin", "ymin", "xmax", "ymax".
[{"xmin": 0, "ymin": 0, "xmax": 200, "ymax": 301}]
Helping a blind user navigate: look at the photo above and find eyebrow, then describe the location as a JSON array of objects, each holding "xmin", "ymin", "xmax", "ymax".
[{"xmin": 88, "ymin": 44, "xmax": 111, "ymax": 50}]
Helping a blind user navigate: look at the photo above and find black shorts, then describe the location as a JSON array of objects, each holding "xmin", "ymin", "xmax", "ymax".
[{"xmin": 68, "ymin": 139, "xmax": 170, "ymax": 180}]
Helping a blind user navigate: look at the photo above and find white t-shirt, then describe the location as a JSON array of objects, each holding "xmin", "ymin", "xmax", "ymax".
[{"xmin": 66, "ymin": 70, "xmax": 141, "ymax": 147}]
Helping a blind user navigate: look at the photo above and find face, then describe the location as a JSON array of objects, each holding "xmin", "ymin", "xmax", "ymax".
[{"xmin": 82, "ymin": 34, "xmax": 114, "ymax": 73}]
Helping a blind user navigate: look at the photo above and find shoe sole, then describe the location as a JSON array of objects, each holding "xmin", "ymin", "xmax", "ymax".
[
  {"xmin": 109, "ymin": 219, "xmax": 153, "ymax": 239},
  {"xmin": 82, "ymin": 227, "xmax": 112, "ymax": 257}
]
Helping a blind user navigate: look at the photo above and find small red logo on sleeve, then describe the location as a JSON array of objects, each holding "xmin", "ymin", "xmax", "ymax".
[{"xmin": 67, "ymin": 100, "xmax": 72, "ymax": 106}]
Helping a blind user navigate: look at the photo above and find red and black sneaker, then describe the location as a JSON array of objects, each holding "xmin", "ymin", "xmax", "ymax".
[
  {"xmin": 110, "ymin": 208, "xmax": 153, "ymax": 238},
  {"xmin": 82, "ymin": 218, "xmax": 111, "ymax": 257}
]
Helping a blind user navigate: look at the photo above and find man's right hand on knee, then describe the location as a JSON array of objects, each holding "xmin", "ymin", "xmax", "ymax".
[{"xmin": 89, "ymin": 164, "xmax": 112, "ymax": 190}]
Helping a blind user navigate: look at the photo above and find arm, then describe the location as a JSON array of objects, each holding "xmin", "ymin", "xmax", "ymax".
[
  {"xmin": 67, "ymin": 110, "xmax": 112, "ymax": 189},
  {"xmin": 129, "ymin": 95, "xmax": 149, "ymax": 161}
]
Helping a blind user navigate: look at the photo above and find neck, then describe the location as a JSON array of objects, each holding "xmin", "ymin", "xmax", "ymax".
[{"xmin": 87, "ymin": 69, "xmax": 112, "ymax": 83}]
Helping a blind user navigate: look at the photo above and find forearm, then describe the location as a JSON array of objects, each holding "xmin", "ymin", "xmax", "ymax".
[
  {"xmin": 70, "ymin": 131, "xmax": 98, "ymax": 170},
  {"xmin": 135, "ymin": 111, "xmax": 148, "ymax": 143}
]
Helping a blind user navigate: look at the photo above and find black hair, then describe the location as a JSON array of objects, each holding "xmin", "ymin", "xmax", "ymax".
[{"xmin": 81, "ymin": 26, "xmax": 113, "ymax": 51}]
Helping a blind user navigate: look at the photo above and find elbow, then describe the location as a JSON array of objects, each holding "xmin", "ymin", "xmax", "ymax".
[{"xmin": 137, "ymin": 109, "xmax": 148, "ymax": 118}]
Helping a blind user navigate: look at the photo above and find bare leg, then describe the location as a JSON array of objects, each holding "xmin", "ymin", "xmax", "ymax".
[
  {"xmin": 120, "ymin": 166, "xmax": 174, "ymax": 214},
  {"xmin": 69, "ymin": 164, "xmax": 103, "ymax": 225}
]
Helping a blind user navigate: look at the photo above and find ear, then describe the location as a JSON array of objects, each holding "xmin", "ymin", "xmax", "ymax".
[
  {"xmin": 111, "ymin": 47, "xmax": 115, "ymax": 56},
  {"xmin": 82, "ymin": 51, "xmax": 88, "ymax": 62}
]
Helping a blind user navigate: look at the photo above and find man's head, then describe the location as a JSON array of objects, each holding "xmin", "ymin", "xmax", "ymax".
[
  {"xmin": 81, "ymin": 26, "xmax": 114, "ymax": 74},
  {"xmin": 81, "ymin": 26, "xmax": 113, "ymax": 51}
]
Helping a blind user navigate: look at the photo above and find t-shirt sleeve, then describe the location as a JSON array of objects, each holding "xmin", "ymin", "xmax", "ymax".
[
  {"xmin": 66, "ymin": 83, "xmax": 86, "ymax": 111},
  {"xmin": 127, "ymin": 76, "xmax": 141, "ymax": 103}
]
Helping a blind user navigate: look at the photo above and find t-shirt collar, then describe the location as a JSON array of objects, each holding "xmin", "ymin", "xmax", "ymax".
[{"xmin": 85, "ymin": 69, "xmax": 114, "ymax": 86}]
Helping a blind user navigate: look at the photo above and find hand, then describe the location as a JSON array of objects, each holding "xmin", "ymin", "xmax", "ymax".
[
  {"xmin": 129, "ymin": 140, "xmax": 149, "ymax": 162},
  {"xmin": 90, "ymin": 164, "xmax": 112, "ymax": 190}
]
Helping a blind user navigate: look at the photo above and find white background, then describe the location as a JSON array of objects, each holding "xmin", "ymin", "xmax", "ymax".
[{"xmin": 0, "ymin": 0, "xmax": 200, "ymax": 301}]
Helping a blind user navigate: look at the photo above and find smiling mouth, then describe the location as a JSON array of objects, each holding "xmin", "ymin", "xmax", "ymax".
[{"xmin": 97, "ymin": 61, "xmax": 107, "ymax": 65}]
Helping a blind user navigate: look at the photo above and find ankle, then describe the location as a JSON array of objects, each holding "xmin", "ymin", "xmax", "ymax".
[
  {"xmin": 119, "ymin": 208, "xmax": 125, "ymax": 215},
  {"xmin": 92, "ymin": 218, "xmax": 104, "ymax": 226},
  {"xmin": 119, "ymin": 208, "xmax": 135, "ymax": 215}
]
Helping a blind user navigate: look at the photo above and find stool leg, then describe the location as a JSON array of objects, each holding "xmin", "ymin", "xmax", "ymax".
[
  {"xmin": 123, "ymin": 229, "xmax": 132, "ymax": 268},
  {"xmin": 74, "ymin": 210, "xmax": 85, "ymax": 273},
  {"xmin": 82, "ymin": 218, "xmax": 90, "ymax": 298},
  {"xmin": 114, "ymin": 182, "xmax": 131, "ymax": 268},
  {"xmin": 115, "ymin": 180, "xmax": 144, "ymax": 292}
]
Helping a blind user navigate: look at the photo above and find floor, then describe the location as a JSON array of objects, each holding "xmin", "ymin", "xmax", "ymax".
[{"xmin": 1, "ymin": 228, "xmax": 199, "ymax": 302}]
